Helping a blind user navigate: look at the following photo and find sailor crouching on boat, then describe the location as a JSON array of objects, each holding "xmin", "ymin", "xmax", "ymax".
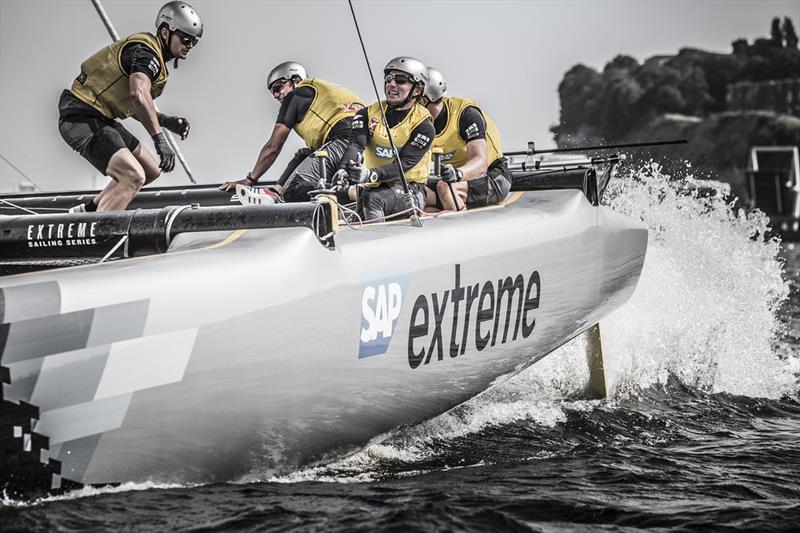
[
  {"xmin": 58, "ymin": 1, "xmax": 202, "ymax": 212},
  {"xmin": 219, "ymin": 62, "xmax": 365, "ymax": 202},
  {"xmin": 420, "ymin": 67, "xmax": 511, "ymax": 211},
  {"xmin": 337, "ymin": 56, "xmax": 434, "ymax": 221}
]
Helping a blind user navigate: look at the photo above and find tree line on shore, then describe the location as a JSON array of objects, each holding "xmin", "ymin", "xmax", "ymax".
[{"xmin": 552, "ymin": 17, "xmax": 800, "ymax": 144}]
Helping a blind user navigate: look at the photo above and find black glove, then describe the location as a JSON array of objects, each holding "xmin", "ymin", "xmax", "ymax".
[
  {"xmin": 158, "ymin": 113, "xmax": 191, "ymax": 140},
  {"xmin": 441, "ymin": 163, "xmax": 459, "ymax": 183},
  {"xmin": 345, "ymin": 160, "xmax": 377, "ymax": 184},
  {"xmin": 152, "ymin": 132, "xmax": 176, "ymax": 172},
  {"xmin": 331, "ymin": 168, "xmax": 350, "ymax": 186}
]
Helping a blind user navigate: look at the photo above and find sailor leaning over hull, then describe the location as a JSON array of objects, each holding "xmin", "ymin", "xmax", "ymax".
[
  {"xmin": 219, "ymin": 62, "xmax": 365, "ymax": 202},
  {"xmin": 420, "ymin": 67, "xmax": 512, "ymax": 212},
  {"xmin": 58, "ymin": 1, "xmax": 202, "ymax": 213},
  {"xmin": 337, "ymin": 56, "xmax": 434, "ymax": 221}
]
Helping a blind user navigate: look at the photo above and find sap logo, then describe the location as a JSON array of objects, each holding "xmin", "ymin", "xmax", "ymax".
[
  {"xmin": 359, "ymin": 277, "xmax": 408, "ymax": 358},
  {"xmin": 375, "ymin": 146, "xmax": 395, "ymax": 159}
]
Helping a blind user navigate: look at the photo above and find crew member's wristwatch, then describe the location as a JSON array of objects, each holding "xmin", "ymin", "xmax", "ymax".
[{"xmin": 246, "ymin": 172, "xmax": 257, "ymax": 185}]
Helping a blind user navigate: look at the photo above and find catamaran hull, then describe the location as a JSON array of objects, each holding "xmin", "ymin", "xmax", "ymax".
[{"xmin": 0, "ymin": 190, "xmax": 646, "ymax": 489}]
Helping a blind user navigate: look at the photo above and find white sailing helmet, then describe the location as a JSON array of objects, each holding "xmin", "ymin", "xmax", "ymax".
[
  {"xmin": 267, "ymin": 61, "xmax": 307, "ymax": 91},
  {"xmin": 383, "ymin": 56, "xmax": 427, "ymax": 85},
  {"xmin": 156, "ymin": 1, "xmax": 203, "ymax": 39},
  {"xmin": 422, "ymin": 67, "xmax": 447, "ymax": 102}
]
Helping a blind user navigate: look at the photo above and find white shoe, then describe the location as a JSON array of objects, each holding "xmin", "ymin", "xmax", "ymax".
[
  {"xmin": 235, "ymin": 184, "xmax": 276, "ymax": 206},
  {"xmin": 68, "ymin": 203, "xmax": 87, "ymax": 213}
]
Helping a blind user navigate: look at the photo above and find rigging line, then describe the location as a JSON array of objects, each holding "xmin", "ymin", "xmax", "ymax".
[
  {"xmin": 0, "ymin": 198, "xmax": 40, "ymax": 215},
  {"xmin": 0, "ymin": 154, "xmax": 44, "ymax": 191},
  {"xmin": 346, "ymin": 0, "xmax": 422, "ymax": 227}
]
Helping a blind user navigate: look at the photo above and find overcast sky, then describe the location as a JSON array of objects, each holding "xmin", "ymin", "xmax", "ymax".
[{"xmin": 1, "ymin": 0, "xmax": 796, "ymax": 192}]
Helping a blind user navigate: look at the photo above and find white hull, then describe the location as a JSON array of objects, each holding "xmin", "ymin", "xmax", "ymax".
[{"xmin": 0, "ymin": 190, "xmax": 647, "ymax": 487}]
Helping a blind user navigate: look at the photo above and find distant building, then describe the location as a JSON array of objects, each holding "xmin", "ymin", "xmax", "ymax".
[
  {"xmin": 747, "ymin": 146, "xmax": 800, "ymax": 238},
  {"xmin": 726, "ymin": 79, "xmax": 800, "ymax": 115}
]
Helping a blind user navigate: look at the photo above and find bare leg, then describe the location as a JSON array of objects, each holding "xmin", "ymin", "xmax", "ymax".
[
  {"xmin": 132, "ymin": 144, "xmax": 162, "ymax": 185},
  {"xmin": 96, "ymin": 148, "xmax": 147, "ymax": 212},
  {"xmin": 437, "ymin": 180, "xmax": 467, "ymax": 211}
]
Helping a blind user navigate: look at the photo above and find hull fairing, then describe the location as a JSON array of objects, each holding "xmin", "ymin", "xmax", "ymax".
[{"xmin": 0, "ymin": 189, "xmax": 647, "ymax": 493}]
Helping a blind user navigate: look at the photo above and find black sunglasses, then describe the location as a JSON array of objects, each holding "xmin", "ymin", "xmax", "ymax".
[
  {"xmin": 269, "ymin": 78, "xmax": 290, "ymax": 94},
  {"xmin": 175, "ymin": 31, "xmax": 198, "ymax": 46},
  {"xmin": 384, "ymin": 73, "xmax": 413, "ymax": 85}
]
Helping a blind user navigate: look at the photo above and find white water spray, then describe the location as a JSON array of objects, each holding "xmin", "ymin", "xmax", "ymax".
[{"xmin": 276, "ymin": 159, "xmax": 797, "ymax": 483}]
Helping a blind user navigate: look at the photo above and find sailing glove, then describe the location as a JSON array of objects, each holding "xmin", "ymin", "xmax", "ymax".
[
  {"xmin": 346, "ymin": 160, "xmax": 377, "ymax": 184},
  {"xmin": 441, "ymin": 164, "xmax": 459, "ymax": 183},
  {"xmin": 158, "ymin": 113, "xmax": 191, "ymax": 140},
  {"xmin": 152, "ymin": 132, "xmax": 176, "ymax": 172}
]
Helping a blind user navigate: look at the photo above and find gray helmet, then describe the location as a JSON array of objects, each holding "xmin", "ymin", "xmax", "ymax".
[
  {"xmin": 267, "ymin": 61, "xmax": 307, "ymax": 90},
  {"xmin": 421, "ymin": 67, "xmax": 447, "ymax": 102},
  {"xmin": 383, "ymin": 56, "xmax": 426, "ymax": 85},
  {"xmin": 156, "ymin": 1, "xmax": 203, "ymax": 38}
]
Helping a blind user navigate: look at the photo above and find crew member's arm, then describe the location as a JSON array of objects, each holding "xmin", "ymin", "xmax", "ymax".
[
  {"xmin": 123, "ymin": 43, "xmax": 178, "ymax": 172},
  {"xmin": 456, "ymin": 106, "xmax": 489, "ymax": 180},
  {"xmin": 338, "ymin": 107, "xmax": 369, "ymax": 166},
  {"xmin": 129, "ymin": 73, "xmax": 160, "ymax": 135},
  {"xmin": 372, "ymin": 118, "xmax": 435, "ymax": 183},
  {"xmin": 220, "ymin": 91, "xmax": 308, "ymax": 191},
  {"xmin": 219, "ymin": 124, "xmax": 291, "ymax": 191}
]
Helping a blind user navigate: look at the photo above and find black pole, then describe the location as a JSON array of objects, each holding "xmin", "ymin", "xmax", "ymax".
[
  {"xmin": 504, "ymin": 139, "xmax": 688, "ymax": 157},
  {"xmin": 432, "ymin": 149, "xmax": 459, "ymax": 211}
]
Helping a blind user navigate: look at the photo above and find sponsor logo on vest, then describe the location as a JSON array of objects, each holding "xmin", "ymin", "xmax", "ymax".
[
  {"xmin": 368, "ymin": 117, "xmax": 380, "ymax": 133},
  {"xmin": 375, "ymin": 146, "xmax": 395, "ymax": 159},
  {"xmin": 359, "ymin": 275, "xmax": 410, "ymax": 358},
  {"xmin": 26, "ymin": 222, "xmax": 98, "ymax": 248},
  {"xmin": 407, "ymin": 264, "xmax": 540, "ymax": 369},
  {"xmin": 342, "ymin": 102, "xmax": 364, "ymax": 112},
  {"xmin": 409, "ymin": 132, "xmax": 430, "ymax": 149}
]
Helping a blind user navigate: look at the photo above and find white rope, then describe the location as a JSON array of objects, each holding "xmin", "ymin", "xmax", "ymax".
[
  {"xmin": 0, "ymin": 198, "xmax": 40, "ymax": 215},
  {"xmin": 99, "ymin": 235, "xmax": 128, "ymax": 263}
]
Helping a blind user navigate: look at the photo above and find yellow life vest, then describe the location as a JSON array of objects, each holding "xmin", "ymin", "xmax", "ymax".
[
  {"xmin": 292, "ymin": 79, "xmax": 365, "ymax": 149},
  {"xmin": 363, "ymin": 101, "xmax": 432, "ymax": 184},
  {"xmin": 433, "ymin": 96, "xmax": 502, "ymax": 168},
  {"xmin": 70, "ymin": 32, "xmax": 168, "ymax": 119}
]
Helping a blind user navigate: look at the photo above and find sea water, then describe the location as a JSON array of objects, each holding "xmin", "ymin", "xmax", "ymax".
[{"xmin": 3, "ymin": 160, "xmax": 799, "ymax": 531}]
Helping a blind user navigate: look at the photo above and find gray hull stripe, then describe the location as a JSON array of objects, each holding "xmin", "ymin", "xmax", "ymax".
[
  {"xmin": 0, "ymin": 281, "xmax": 61, "ymax": 323},
  {"xmin": 1, "ymin": 309, "xmax": 94, "ymax": 364},
  {"xmin": 34, "ymin": 392, "xmax": 132, "ymax": 446},
  {"xmin": 1, "ymin": 299, "xmax": 149, "ymax": 364},
  {"xmin": 30, "ymin": 345, "xmax": 113, "ymax": 412}
]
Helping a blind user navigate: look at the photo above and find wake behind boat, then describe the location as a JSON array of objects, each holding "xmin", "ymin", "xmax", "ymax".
[{"xmin": 0, "ymin": 158, "xmax": 647, "ymax": 497}]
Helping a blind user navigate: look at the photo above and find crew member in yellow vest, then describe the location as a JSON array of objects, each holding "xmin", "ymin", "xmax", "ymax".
[
  {"xmin": 219, "ymin": 61, "xmax": 365, "ymax": 203},
  {"xmin": 420, "ymin": 67, "xmax": 512, "ymax": 212},
  {"xmin": 336, "ymin": 56, "xmax": 434, "ymax": 221},
  {"xmin": 58, "ymin": 1, "xmax": 203, "ymax": 212}
]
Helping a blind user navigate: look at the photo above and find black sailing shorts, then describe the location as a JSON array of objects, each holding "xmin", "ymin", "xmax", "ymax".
[
  {"xmin": 466, "ymin": 159, "xmax": 513, "ymax": 208},
  {"xmin": 58, "ymin": 90, "xmax": 140, "ymax": 175}
]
